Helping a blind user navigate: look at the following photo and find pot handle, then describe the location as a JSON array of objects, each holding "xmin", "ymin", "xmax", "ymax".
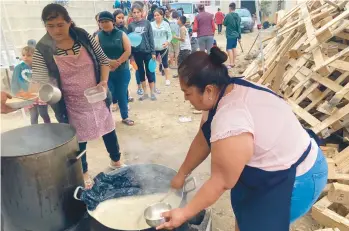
[
  {"xmin": 68, "ymin": 150, "xmax": 87, "ymax": 165},
  {"xmin": 73, "ymin": 186, "xmax": 84, "ymax": 201},
  {"xmin": 183, "ymin": 176, "xmax": 196, "ymax": 193}
]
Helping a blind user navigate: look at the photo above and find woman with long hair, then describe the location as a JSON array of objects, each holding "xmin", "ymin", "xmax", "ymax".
[
  {"xmin": 151, "ymin": 8, "xmax": 172, "ymax": 86},
  {"xmin": 32, "ymin": 3, "xmax": 125, "ymax": 188}
]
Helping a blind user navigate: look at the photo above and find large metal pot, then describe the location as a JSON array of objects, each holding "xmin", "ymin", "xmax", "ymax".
[
  {"xmin": 74, "ymin": 164, "xmax": 199, "ymax": 231},
  {"xmin": 1, "ymin": 123, "xmax": 86, "ymax": 231}
]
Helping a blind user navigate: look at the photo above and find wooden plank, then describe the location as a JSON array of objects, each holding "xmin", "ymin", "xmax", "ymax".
[
  {"xmin": 329, "ymin": 60, "xmax": 349, "ymax": 72},
  {"xmin": 287, "ymin": 99, "xmax": 321, "ymax": 126},
  {"xmin": 324, "ymin": 0, "xmax": 341, "ymax": 10},
  {"xmin": 312, "ymin": 197, "xmax": 349, "ymax": 231},
  {"xmin": 305, "ymin": 72, "xmax": 349, "ymax": 111},
  {"xmin": 314, "ymin": 46, "xmax": 349, "ymax": 73},
  {"xmin": 271, "ymin": 56, "xmax": 289, "ymax": 92},
  {"xmin": 301, "ymin": 6, "xmax": 331, "ymax": 76},
  {"xmin": 295, "ymin": 82, "xmax": 319, "ymax": 104},
  {"xmin": 336, "ymin": 31, "xmax": 349, "ymax": 40},
  {"xmin": 335, "ymin": 146, "xmax": 349, "ymax": 174},
  {"xmin": 314, "ymin": 229, "xmax": 340, "ymax": 231},
  {"xmin": 315, "ymin": 9, "xmax": 349, "ymax": 38},
  {"xmin": 328, "ymin": 183, "xmax": 349, "ymax": 205},
  {"xmin": 313, "ymin": 104, "xmax": 349, "ymax": 134}
]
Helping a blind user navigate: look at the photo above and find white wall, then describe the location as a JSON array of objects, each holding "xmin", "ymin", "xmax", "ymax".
[{"xmin": 1, "ymin": 0, "xmax": 114, "ymax": 60}]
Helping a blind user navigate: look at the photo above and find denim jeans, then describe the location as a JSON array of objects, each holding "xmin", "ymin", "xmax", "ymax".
[
  {"xmin": 198, "ymin": 36, "xmax": 214, "ymax": 54},
  {"xmin": 290, "ymin": 146, "xmax": 328, "ymax": 222},
  {"xmin": 108, "ymin": 68, "xmax": 131, "ymax": 119},
  {"xmin": 29, "ymin": 105, "xmax": 51, "ymax": 124},
  {"xmin": 78, "ymin": 130, "xmax": 121, "ymax": 173}
]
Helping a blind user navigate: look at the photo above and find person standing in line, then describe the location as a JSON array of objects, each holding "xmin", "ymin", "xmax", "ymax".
[
  {"xmin": 173, "ymin": 16, "xmax": 191, "ymax": 70},
  {"xmin": 32, "ymin": 3, "xmax": 125, "ymax": 188},
  {"xmin": 151, "ymin": 9, "xmax": 172, "ymax": 86},
  {"xmin": 215, "ymin": 8, "xmax": 224, "ymax": 34},
  {"xmin": 96, "ymin": 11, "xmax": 134, "ymax": 126},
  {"xmin": 193, "ymin": 5, "xmax": 215, "ymax": 54},
  {"xmin": 165, "ymin": 8, "xmax": 171, "ymax": 21},
  {"xmin": 114, "ymin": 8, "xmax": 135, "ymax": 103},
  {"xmin": 168, "ymin": 11, "xmax": 180, "ymax": 69},
  {"xmin": 128, "ymin": 4, "xmax": 157, "ymax": 101},
  {"xmin": 223, "ymin": 2, "xmax": 241, "ymax": 68},
  {"xmin": 11, "ymin": 46, "xmax": 51, "ymax": 125}
]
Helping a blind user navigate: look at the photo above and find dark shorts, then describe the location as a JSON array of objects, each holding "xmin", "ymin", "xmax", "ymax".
[
  {"xmin": 178, "ymin": 49, "xmax": 191, "ymax": 66},
  {"xmin": 226, "ymin": 38, "xmax": 238, "ymax": 50}
]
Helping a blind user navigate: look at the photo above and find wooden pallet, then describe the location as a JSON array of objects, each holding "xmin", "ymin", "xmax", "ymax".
[
  {"xmin": 243, "ymin": 0, "xmax": 349, "ymax": 139},
  {"xmin": 312, "ymin": 196, "xmax": 349, "ymax": 231}
]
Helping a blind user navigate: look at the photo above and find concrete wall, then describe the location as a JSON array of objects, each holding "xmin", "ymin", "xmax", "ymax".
[{"xmin": 1, "ymin": 0, "xmax": 114, "ymax": 60}]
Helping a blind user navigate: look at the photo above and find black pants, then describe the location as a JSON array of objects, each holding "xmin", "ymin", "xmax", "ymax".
[
  {"xmin": 78, "ymin": 130, "xmax": 121, "ymax": 173},
  {"xmin": 217, "ymin": 24, "xmax": 222, "ymax": 33},
  {"xmin": 133, "ymin": 51, "xmax": 155, "ymax": 83}
]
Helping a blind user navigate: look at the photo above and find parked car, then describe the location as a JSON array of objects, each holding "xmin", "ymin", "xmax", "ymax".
[{"xmin": 236, "ymin": 8, "xmax": 254, "ymax": 32}]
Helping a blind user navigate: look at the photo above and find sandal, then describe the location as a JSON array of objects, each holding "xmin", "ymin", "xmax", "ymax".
[
  {"xmin": 137, "ymin": 88, "xmax": 144, "ymax": 95},
  {"xmin": 84, "ymin": 175, "xmax": 95, "ymax": 189},
  {"xmin": 128, "ymin": 96, "xmax": 134, "ymax": 102},
  {"xmin": 122, "ymin": 118, "xmax": 135, "ymax": 126},
  {"xmin": 109, "ymin": 162, "xmax": 127, "ymax": 170}
]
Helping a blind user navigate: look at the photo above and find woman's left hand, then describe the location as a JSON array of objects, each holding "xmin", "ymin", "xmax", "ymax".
[
  {"xmin": 162, "ymin": 41, "xmax": 169, "ymax": 48},
  {"xmin": 156, "ymin": 208, "xmax": 189, "ymax": 230},
  {"xmin": 98, "ymin": 81, "xmax": 108, "ymax": 91},
  {"xmin": 152, "ymin": 54, "xmax": 156, "ymax": 60}
]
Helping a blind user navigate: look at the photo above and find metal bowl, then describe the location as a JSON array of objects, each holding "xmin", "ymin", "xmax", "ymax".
[{"xmin": 144, "ymin": 202, "xmax": 172, "ymax": 228}]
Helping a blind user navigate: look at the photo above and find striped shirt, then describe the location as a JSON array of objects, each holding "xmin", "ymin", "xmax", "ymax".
[{"xmin": 32, "ymin": 33, "xmax": 109, "ymax": 83}]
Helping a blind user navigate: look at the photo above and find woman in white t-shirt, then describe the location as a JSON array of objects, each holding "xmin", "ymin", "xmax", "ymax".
[{"xmin": 156, "ymin": 47, "xmax": 328, "ymax": 231}]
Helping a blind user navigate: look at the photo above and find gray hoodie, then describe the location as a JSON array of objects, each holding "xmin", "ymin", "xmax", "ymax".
[{"xmin": 127, "ymin": 19, "xmax": 155, "ymax": 55}]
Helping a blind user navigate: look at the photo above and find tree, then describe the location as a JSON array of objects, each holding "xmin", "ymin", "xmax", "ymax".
[{"xmin": 260, "ymin": 0, "xmax": 271, "ymax": 17}]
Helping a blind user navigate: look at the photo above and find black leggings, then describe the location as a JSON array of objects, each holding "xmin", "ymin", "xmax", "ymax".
[
  {"xmin": 156, "ymin": 49, "xmax": 169, "ymax": 68},
  {"xmin": 133, "ymin": 51, "xmax": 155, "ymax": 83},
  {"xmin": 78, "ymin": 130, "xmax": 121, "ymax": 173}
]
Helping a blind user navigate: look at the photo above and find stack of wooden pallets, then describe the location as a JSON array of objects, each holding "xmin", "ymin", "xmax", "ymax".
[
  {"xmin": 243, "ymin": 0, "xmax": 349, "ymax": 139},
  {"xmin": 313, "ymin": 144, "xmax": 349, "ymax": 230}
]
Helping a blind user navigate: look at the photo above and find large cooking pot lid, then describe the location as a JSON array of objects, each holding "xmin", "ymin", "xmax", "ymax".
[{"xmin": 1, "ymin": 123, "xmax": 76, "ymax": 157}]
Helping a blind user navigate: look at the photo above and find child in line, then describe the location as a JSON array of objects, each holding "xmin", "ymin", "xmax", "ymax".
[
  {"xmin": 128, "ymin": 3, "xmax": 157, "ymax": 101},
  {"xmin": 11, "ymin": 46, "xmax": 51, "ymax": 124},
  {"xmin": 172, "ymin": 16, "xmax": 191, "ymax": 77}
]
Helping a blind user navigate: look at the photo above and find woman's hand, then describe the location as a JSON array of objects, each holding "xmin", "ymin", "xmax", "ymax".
[
  {"xmin": 110, "ymin": 60, "xmax": 121, "ymax": 71},
  {"xmin": 162, "ymin": 41, "xmax": 169, "ymax": 48},
  {"xmin": 156, "ymin": 208, "xmax": 189, "ymax": 230},
  {"xmin": 171, "ymin": 172, "xmax": 186, "ymax": 189},
  {"xmin": 1, "ymin": 92, "xmax": 16, "ymax": 114},
  {"xmin": 152, "ymin": 54, "xmax": 156, "ymax": 60},
  {"xmin": 98, "ymin": 80, "xmax": 108, "ymax": 91}
]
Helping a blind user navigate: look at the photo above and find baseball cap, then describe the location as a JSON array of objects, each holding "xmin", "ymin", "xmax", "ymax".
[{"xmin": 98, "ymin": 11, "xmax": 114, "ymax": 22}]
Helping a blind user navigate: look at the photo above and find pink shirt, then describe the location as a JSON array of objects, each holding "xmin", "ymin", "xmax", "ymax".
[{"xmin": 208, "ymin": 82, "xmax": 318, "ymax": 176}]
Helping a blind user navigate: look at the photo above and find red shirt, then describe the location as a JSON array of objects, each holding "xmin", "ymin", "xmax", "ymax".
[{"xmin": 215, "ymin": 11, "xmax": 224, "ymax": 24}]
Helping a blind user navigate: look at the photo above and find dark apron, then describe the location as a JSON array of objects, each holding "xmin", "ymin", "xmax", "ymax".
[{"xmin": 201, "ymin": 77, "xmax": 316, "ymax": 231}]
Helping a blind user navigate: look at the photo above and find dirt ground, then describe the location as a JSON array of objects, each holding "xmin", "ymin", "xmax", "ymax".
[{"xmin": 1, "ymin": 30, "xmax": 323, "ymax": 231}]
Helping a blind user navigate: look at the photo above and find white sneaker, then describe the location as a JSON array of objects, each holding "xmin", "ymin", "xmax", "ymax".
[{"xmin": 165, "ymin": 80, "xmax": 171, "ymax": 86}]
